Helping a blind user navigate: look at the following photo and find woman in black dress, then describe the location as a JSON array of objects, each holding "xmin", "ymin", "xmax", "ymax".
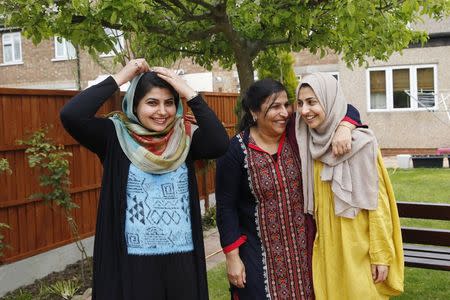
[{"xmin": 60, "ymin": 59, "xmax": 228, "ymax": 300}]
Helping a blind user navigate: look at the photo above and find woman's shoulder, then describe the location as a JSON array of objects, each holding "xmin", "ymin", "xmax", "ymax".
[{"xmin": 217, "ymin": 131, "xmax": 247, "ymax": 162}]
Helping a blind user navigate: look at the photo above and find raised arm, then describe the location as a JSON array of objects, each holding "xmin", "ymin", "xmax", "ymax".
[
  {"xmin": 187, "ymin": 95, "xmax": 229, "ymax": 159},
  {"xmin": 60, "ymin": 77, "xmax": 118, "ymax": 157},
  {"xmin": 60, "ymin": 59, "xmax": 150, "ymax": 157}
]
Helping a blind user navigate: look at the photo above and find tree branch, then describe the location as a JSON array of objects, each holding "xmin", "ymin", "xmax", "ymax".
[
  {"xmin": 186, "ymin": 0, "xmax": 215, "ymax": 11},
  {"xmin": 159, "ymin": 43, "xmax": 206, "ymax": 56},
  {"xmin": 153, "ymin": 0, "xmax": 184, "ymax": 17}
]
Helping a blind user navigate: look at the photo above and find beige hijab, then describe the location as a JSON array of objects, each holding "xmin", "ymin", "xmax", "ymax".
[{"xmin": 295, "ymin": 73, "xmax": 379, "ymax": 218}]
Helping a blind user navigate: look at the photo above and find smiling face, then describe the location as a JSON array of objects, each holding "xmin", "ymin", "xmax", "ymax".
[
  {"xmin": 297, "ymin": 86, "xmax": 326, "ymax": 129},
  {"xmin": 253, "ymin": 90, "xmax": 291, "ymax": 137},
  {"xmin": 135, "ymin": 87, "xmax": 177, "ymax": 132}
]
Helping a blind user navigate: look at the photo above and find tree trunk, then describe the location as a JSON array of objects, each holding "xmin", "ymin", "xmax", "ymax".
[
  {"xmin": 234, "ymin": 49, "xmax": 255, "ymax": 98},
  {"xmin": 75, "ymin": 46, "xmax": 81, "ymax": 90},
  {"xmin": 231, "ymin": 41, "xmax": 256, "ymax": 121}
]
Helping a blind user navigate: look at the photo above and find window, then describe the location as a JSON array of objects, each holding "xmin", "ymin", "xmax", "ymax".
[
  {"xmin": 2, "ymin": 32, "xmax": 22, "ymax": 64},
  {"xmin": 54, "ymin": 37, "xmax": 76, "ymax": 60},
  {"xmin": 100, "ymin": 28, "xmax": 125, "ymax": 57},
  {"xmin": 367, "ymin": 65, "xmax": 437, "ymax": 111}
]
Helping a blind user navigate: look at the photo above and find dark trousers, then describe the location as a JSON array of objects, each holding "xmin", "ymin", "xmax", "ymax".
[{"xmin": 127, "ymin": 251, "xmax": 199, "ymax": 300}]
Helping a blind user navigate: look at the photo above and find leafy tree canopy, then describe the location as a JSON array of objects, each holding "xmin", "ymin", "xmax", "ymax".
[
  {"xmin": 255, "ymin": 50, "xmax": 298, "ymax": 103},
  {"xmin": 1, "ymin": 0, "xmax": 448, "ymax": 94}
]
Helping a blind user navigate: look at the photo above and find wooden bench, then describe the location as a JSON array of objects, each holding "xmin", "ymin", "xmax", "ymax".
[{"xmin": 396, "ymin": 201, "xmax": 450, "ymax": 271}]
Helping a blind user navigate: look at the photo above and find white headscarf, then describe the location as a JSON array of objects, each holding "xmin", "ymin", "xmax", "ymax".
[{"xmin": 295, "ymin": 73, "xmax": 379, "ymax": 218}]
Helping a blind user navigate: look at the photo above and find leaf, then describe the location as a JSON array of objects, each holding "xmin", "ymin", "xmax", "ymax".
[{"xmin": 111, "ymin": 11, "xmax": 118, "ymax": 24}]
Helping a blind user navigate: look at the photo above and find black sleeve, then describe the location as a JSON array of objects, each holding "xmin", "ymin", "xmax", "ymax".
[
  {"xmin": 60, "ymin": 76, "xmax": 118, "ymax": 157},
  {"xmin": 215, "ymin": 137, "xmax": 244, "ymax": 248},
  {"xmin": 346, "ymin": 104, "xmax": 368, "ymax": 128},
  {"xmin": 188, "ymin": 95, "xmax": 229, "ymax": 160}
]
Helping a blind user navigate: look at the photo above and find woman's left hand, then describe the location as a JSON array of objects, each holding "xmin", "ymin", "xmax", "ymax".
[
  {"xmin": 331, "ymin": 122, "xmax": 355, "ymax": 156},
  {"xmin": 371, "ymin": 264, "xmax": 389, "ymax": 283},
  {"xmin": 152, "ymin": 67, "xmax": 197, "ymax": 100}
]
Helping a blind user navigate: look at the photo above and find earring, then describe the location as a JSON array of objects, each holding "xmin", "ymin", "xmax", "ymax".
[{"xmin": 252, "ymin": 115, "xmax": 257, "ymax": 122}]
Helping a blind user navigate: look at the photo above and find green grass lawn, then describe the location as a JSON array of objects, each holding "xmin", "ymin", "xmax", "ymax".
[
  {"xmin": 389, "ymin": 168, "xmax": 450, "ymax": 229},
  {"xmin": 207, "ymin": 168, "xmax": 450, "ymax": 299}
]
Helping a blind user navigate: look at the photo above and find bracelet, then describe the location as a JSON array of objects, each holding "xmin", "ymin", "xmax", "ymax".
[{"xmin": 186, "ymin": 92, "xmax": 199, "ymax": 101}]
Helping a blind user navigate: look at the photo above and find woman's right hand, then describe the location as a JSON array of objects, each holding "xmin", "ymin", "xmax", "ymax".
[
  {"xmin": 225, "ymin": 249, "xmax": 246, "ymax": 288},
  {"xmin": 112, "ymin": 58, "xmax": 150, "ymax": 87}
]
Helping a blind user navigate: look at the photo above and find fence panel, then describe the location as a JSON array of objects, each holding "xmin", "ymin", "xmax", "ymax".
[{"xmin": 0, "ymin": 88, "xmax": 238, "ymax": 263}]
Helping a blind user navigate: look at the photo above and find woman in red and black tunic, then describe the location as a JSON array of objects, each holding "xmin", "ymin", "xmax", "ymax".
[{"xmin": 215, "ymin": 78, "xmax": 362, "ymax": 299}]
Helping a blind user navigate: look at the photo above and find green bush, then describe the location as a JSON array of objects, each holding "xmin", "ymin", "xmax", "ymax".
[{"xmin": 202, "ymin": 206, "xmax": 217, "ymax": 230}]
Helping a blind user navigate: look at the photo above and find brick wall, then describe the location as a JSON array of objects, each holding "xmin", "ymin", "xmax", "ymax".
[
  {"xmin": 0, "ymin": 31, "xmax": 121, "ymax": 90},
  {"xmin": 293, "ymin": 49, "xmax": 339, "ymax": 66}
]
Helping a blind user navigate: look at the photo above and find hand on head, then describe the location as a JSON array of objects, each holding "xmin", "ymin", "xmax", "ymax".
[
  {"xmin": 152, "ymin": 67, "xmax": 197, "ymax": 100},
  {"xmin": 113, "ymin": 58, "xmax": 151, "ymax": 86},
  {"xmin": 113, "ymin": 59, "xmax": 197, "ymax": 101}
]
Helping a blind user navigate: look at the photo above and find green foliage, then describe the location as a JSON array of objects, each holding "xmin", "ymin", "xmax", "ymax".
[
  {"xmin": 2, "ymin": 289, "xmax": 34, "ymax": 300},
  {"xmin": 41, "ymin": 280, "xmax": 81, "ymax": 300},
  {"xmin": 1, "ymin": 0, "xmax": 448, "ymax": 95},
  {"xmin": 202, "ymin": 206, "xmax": 217, "ymax": 230},
  {"xmin": 0, "ymin": 222, "xmax": 11, "ymax": 258},
  {"xmin": 17, "ymin": 127, "xmax": 75, "ymax": 211},
  {"xmin": 0, "ymin": 158, "xmax": 12, "ymax": 175},
  {"xmin": 0, "ymin": 159, "xmax": 12, "ymax": 259},
  {"xmin": 255, "ymin": 50, "xmax": 298, "ymax": 103}
]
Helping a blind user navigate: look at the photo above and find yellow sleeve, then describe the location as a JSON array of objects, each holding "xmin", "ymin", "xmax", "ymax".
[
  {"xmin": 369, "ymin": 150, "xmax": 405, "ymax": 295},
  {"xmin": 368, "ymin": 151, "xmax": 398, "ymax": 265}
]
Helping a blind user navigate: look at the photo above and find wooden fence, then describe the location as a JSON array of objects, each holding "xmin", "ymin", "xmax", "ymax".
[{"xmin": 0, "ymin": 87, "xmax": 238, "ymax": 264}]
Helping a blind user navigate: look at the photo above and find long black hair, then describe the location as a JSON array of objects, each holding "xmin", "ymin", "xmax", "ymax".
[
  {"xmin": 238, "ymin": 78, "xmax": 286, "ymax": 131},
  {"xmin": 133, "ymin": 72, "xmax": 180, "ymax": 113}
]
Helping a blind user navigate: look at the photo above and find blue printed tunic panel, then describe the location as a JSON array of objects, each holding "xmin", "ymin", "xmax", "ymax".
[{"xmin": 125, "ymin": 163, "xmax": 194, "ymax": 255}]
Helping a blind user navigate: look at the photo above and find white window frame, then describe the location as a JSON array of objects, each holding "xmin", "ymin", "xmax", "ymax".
[
  {"xmin": 53, "ymin": 37, "xmax": 77, "ymax": 61},
  {"xmin": 2, "ymin": 32, "xmax": 22, "ymax": 65},
  {"xmin": 99, "ymin": 28, "xmax": 125, "ymax": 57},
  {"xmin": 366, "ymin": 64, "xmax": 438, "ymax": 112}
]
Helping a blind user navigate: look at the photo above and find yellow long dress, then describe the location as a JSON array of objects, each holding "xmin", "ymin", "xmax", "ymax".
[{"xmin": 312, "ymin": 151, "xmax": 404, "ymax": 300}]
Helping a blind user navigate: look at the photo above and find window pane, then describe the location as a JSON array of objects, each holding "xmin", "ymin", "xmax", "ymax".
[
  {"xmin": 67, "ymin": 42, "xmax": 76, "ymax": 59},
  {"xmin": 3, "ymin": 34, "xmax": 11, "ymax": 44},
  {"xmin": 370, "ymin": 71, "xmax": 386, "ymax": 109},
  {"xmin": 4, "ymin": 44, "xmax": 12, "ymax": 62},
  {"xmin": 393, "ymin": 69, "xmax": 410, "ymax": 108},
  {"xmin": 417, "ymin": 68, "xmax": 435, "ymax": 107},
  {"xmin": 55, "ymin": 37, "xmax": 65, "ymax": 58},
  {"xmin": 13, "ymin": 35, "xmax": 21, "ymax": 60}
]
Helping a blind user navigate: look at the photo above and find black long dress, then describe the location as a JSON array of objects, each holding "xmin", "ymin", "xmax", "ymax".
[{"xmin": 60, "ymin": 76, "xmax": 229, "ymax": 300}]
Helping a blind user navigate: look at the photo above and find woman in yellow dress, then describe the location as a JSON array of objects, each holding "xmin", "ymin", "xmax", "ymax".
[{"xmin": 295, "ymin": 73, "xmax": 404, "ymax": 299}]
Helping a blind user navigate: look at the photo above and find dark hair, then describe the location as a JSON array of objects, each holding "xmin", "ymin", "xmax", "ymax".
[
  {"xmin": 238, "ymin": 78, "xmax": 286, "ymax": 131},
  {"xmin": 133, "ymin": 72, "xmax": 180, "ymax": 113}
]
